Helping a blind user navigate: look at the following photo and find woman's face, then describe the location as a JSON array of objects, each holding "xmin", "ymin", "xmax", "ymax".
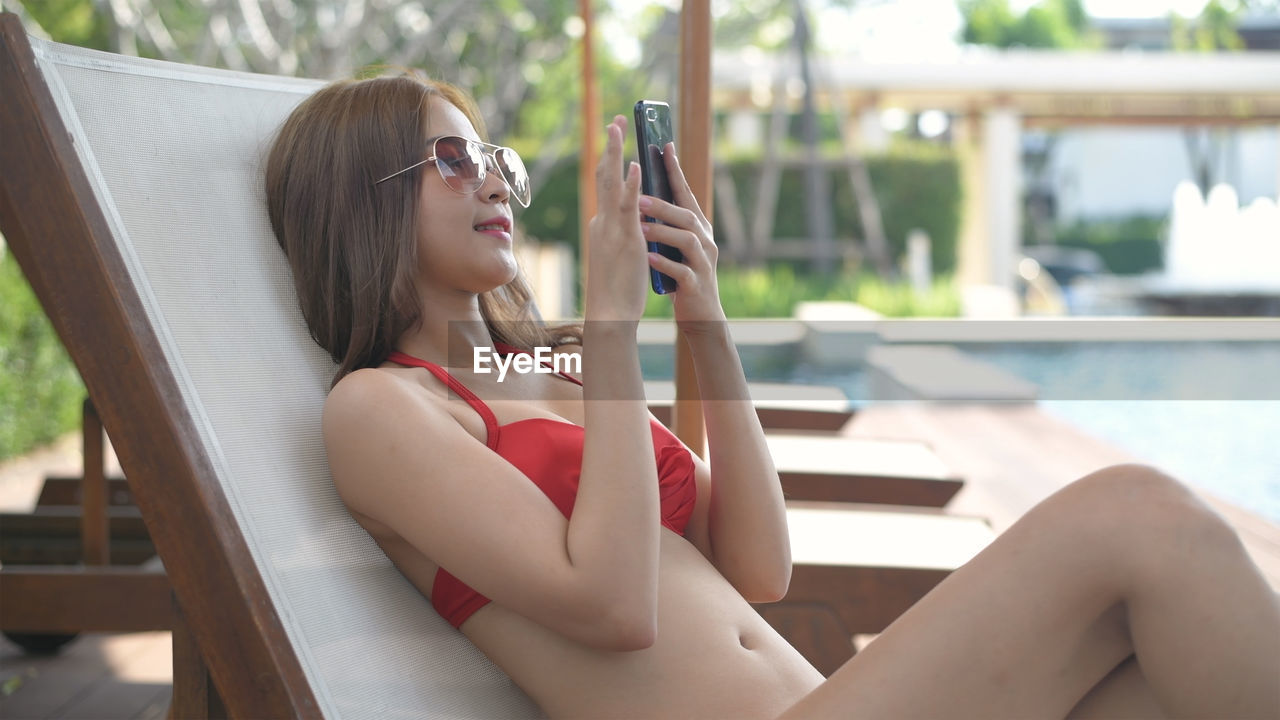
[{"xmin": 413, "ymin": 95, "xmax": 519, "ymax": 296}]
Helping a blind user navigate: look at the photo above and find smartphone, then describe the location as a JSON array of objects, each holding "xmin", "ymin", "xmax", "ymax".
[{"xmin": 633, "ymin": 100, "xmax": 682, "ymax": 294}]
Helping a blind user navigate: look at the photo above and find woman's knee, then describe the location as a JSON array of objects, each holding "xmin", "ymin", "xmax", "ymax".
[
  {"xmin": 1062, "ymin": 463, "xmax": 1239, "ymax": 555},
  {"xmin": 1073, "ymin": 463, "xmax": 1189, "ymax": 507}
]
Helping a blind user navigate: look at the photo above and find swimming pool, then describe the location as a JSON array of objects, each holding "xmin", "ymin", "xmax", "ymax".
[
  {"xmin": 955, "ymin": 342, "xmax": 1279, "ymax": 524},
  {"xmin": 950, "ymin": 341, "xmax": 1280, "ymax": 401},
  {"xmin": 1036, "ymin": 400, "xmax": 1280, "ymax": 524},
  {"xmin": 642, "ymin": 339, "xmax": 1280, "ymax": 524},
  {"xmin": 947, "ymin": 338, "xmax": 1274, "ymax": 517}
]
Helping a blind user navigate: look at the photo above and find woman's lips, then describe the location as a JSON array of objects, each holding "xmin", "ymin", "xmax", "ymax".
[{"xmin": 474, "ymin": 218, "xmax": 512, "ymax": 241}]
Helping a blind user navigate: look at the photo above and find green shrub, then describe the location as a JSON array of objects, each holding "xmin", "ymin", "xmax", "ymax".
[
  {"xmin": 520, "ymin": 156, "xmax": 582, "ymax": 247},
  {"xmin": 643, "ymin": 264, "xmax": 960, "ymax": 319},
  {"xmin": 858, "ymin": 144, "xmax": 962, "ymax": 276},
  {"xmin": 851, "ymin": 273, "xmax": 962, "ymax": 317},
  {"xmin": 517, "ymin": 142, "xmax": 963, "ymax": 278},
  {"xmin": 1051, "ymin": 216, "xmax": 1166, "ymax": 275},
  {"xmin": 0, "ymin": 252, "xmax": 84, "ymax": 461},
  {"xmin": 716, "ymin": 143, "xmax": 962, "ymax": 275}
]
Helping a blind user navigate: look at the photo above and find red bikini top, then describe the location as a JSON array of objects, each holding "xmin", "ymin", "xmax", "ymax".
[{"xmin": 385, "ymin": 344, "xmax": 697, "ymax": 628}]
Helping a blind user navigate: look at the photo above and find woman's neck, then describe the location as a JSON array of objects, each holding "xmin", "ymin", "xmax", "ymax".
[{"xmin": 395, "ymin": 289, "xmax": 494, "ymax": 368}]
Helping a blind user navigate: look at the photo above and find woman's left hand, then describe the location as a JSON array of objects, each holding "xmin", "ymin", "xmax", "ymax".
[{"xmin": 641, "ymin": 144, "xmax": 726, "ymax": 332}]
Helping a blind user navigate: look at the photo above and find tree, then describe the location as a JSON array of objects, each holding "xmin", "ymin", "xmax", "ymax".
[
  {"xmin": 700, "ymin": 0, "xmax": 896, "ymax": 274},
  {"xmin": 7, "ymin": 0, "xmax": 595, "ymax": 145},
  {"xmin": 959, "ymin": 0, "xmax": 1097, "ymax": 48},
  {"xmin": 961, "ymin": 0, "xmax": 1020, "ymax": 46},
  {"xmin": 3, "ymin": 0, "xmax": 109, "ymax": 48},
  {"xmin": 7, "ymin": 0, "xmax": 678, "ymax": 223},
  {"xmin": 1171, "ymin": 0, "xmax": 1245, "ymax": 50},
  {"xmin": 1239, "ymin": 0, "xmax": 1280, "ymax": 14}
]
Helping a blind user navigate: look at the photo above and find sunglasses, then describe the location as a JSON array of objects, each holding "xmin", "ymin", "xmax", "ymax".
[{"xmin": 374, "ymin": 135, "xmax": 531, "ymax": 208}]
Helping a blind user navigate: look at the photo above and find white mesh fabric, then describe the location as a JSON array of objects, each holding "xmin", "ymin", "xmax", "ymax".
[{"xmin": 30, "ymin": 36, "xmax": 543, "ymax": 719}]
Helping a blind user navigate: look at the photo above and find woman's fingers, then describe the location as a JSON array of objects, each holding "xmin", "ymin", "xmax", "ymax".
[
  {"xmin": 647, "ymin": 250, "xmax": 694, "ymax": 284},
  {"xmin": 641, "ymin": 223, "xmax": 708, "ymax": 272},
  {"xmin": 661, "ymin": 143, "xmax": 710, "ymax": 226},
  {"xmin": 635, "ymin": 143, "xmax": 726, "ymax": 325},
  {"xmin": 595, "ymin": 117, "xmax": 623, "ymax": 199},
  {"xmin": 597, "ymin": 117, "xmax": 645, "ymax": 219},
  {"xmin": 622, "ymin": 160, "xmax": 641, "ymax": 210},
  {"xmin": 638, "ymin": 195, "xmax": 699, "ymax": 231},
  {"xmin": 638, "ymin": 195, "xmax": 716, "ymax": 267},
  {"xmin": 584, "ymin": 116, "xmax": 650, "ymax": 321}
]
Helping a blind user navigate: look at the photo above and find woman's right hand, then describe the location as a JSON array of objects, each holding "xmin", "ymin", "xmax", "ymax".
[{"xmin": 584, "ymin": 115, "xmax": 648, "ymax": 323}]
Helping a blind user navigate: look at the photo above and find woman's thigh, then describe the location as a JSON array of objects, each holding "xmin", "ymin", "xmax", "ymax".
[{"xmin": 779, "ymin": 464, "xmax": 1176, "ymax": 720}]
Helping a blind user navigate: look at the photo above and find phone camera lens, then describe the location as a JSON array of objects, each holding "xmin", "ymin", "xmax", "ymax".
[{"xmin": 645, "ymin": 107, "xmax": 659, "ymax": 121}]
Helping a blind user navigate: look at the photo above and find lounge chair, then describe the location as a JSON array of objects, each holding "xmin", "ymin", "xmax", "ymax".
[
  {"xmin": 648, "ymin": 382, "xmax": 963, "ymax": 507},
  {"xmin": 768, "ymin": 434, "xmax": 963, "ymax": 507},
  {"xmin": 646, "ymin": 380, "xmax": 855, "ymax": 431},
  {"xmin": 771, "ymin": 502, "xmax": 991, "ymax": 675},
  {"xmin": 1, "ymin": 19, "xmax": 537, "ymax": 716},
  {"xmin": 0, "ymin": 19, "xmax": 993, "ymax": 713}
]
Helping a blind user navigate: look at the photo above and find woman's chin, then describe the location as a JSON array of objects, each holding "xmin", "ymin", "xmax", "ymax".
[{"xmin": 473, "ymin": 262, "xmax": 520, "ymax": 294}]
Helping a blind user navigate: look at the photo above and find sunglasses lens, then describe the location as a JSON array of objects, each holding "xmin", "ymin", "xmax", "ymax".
[
  {"xmin": 433, "ymin": 137, "xmax": 485, "ymax": 194},
  {"xmin": 425, "ymin": 137, "xmax": 531, "ymax": 207},
  {"xmin": 495, "ymin": 147, "xmax": 531, "ymax": 207}
]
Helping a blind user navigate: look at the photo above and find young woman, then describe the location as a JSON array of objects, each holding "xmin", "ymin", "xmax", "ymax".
[{"xmin": 265, "ymin": 73, "xmax": 1279, "ymax": 719}]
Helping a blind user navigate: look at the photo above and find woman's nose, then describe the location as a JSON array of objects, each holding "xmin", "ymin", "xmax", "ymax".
[{"xmin": 481, "ymin": 155, "xmax": 511, "ymax": 203}]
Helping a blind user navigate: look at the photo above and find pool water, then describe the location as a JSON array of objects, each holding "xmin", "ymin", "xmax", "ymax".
[
  {"xmin": 1038, "ymin": 400, "xmax": 1280, "ymax": 524},
  {"xmin": 643, "ymin": 341, "xmax": 1280, "ymax": 524},
  {"xmin": 955, "ymin": 341, "xmax": 1280, "ymax": 401},
  {"xmin": 959, "ymin": 342, "xmax": 1279, "ymax": 524}
]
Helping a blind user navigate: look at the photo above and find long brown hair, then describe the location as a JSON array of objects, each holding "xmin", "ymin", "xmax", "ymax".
[{"xmin": 265, "ymin": 72, "xmax": 581, "ymax": 387}]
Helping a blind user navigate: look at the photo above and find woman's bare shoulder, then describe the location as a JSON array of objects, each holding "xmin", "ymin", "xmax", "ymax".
[
  {"xmin": 322, "ymin": 367, "xmax": 458, "ymax": 502},
  {"xmin": 325, "ymin": 366, "xmax": 438, "ymax": 432}
]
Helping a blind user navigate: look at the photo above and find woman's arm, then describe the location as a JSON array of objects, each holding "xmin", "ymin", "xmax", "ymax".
[
  {"xmin": 570, "ymin": 321, "xmax": 660, "ymax": 645},
  {"xmin": 326, "ymin": 117, "xmax": 663, "ymax": 651},
  {"xmin": 325, "ymin": 359, "xmax": 658, "ymax": 650},
  {"xmin": 685, "ymin": 328, "xmax": 791, "ymax": 602},
  {"xmin": 639, "ymin": 146, "xmax": 791, "ymax": 603},
  {"xmin": 572, "ymin": 114, "xmax": 663, "ymax": 643}
]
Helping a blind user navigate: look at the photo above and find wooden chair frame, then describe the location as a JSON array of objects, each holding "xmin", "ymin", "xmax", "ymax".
[{"xmin": 0, "ymin": 13, "xmax": 315, "ymax": 716}]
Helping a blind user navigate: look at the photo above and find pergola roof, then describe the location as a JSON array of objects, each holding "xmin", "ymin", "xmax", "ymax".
[{"xmin": 714, "ymin": 48, "xmax": 1280, "ymax": 124}]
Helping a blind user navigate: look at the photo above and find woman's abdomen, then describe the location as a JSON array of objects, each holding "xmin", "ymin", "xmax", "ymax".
[{"xmin": 463, "ymin": 531, "xmax": 824, "ymax": 718}]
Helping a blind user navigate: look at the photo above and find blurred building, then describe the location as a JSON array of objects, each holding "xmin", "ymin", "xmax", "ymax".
[
  {"xmin": 714, "ymin": 41, "xmax": 1280, "ymax": 294},
  {"xmin": 1042, "ymin": 13, "xmax": 1280, "ymax": 224},
  {"xmin": 1096, "ymin": 13, "xmax": 1280, "ymax": 52}
]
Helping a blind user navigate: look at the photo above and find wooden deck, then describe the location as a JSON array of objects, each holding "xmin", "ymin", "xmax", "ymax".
[
  {"xmin": 844, "ymin": 403, "xmax": 1280, "ymax": 588},
  {"xmin": 0, "ymin": 633, "xmax": 170, "ymax": 719},
  {"xmin": 1, "ymin": 403, "xmax": 1276, "ymax": 718}
]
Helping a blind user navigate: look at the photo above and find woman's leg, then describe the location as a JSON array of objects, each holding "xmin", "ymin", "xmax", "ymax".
[
  {"xmin": 779, "ymin": 463, "xmax": 1280, "ymax": 719},
  {"xmin": 1066, "ymin": 656, "xmax": 1165, "ymax": 719}
]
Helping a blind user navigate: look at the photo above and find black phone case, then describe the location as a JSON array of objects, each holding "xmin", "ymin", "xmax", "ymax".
[{"xmin": 634, "ymin": 100, "xmax": 682, "ymax": 295}]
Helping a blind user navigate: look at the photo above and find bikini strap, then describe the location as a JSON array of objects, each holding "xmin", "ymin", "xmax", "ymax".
[{"xmin": 385, "ymin": 351, "xmax": 500, "ymax": 450}]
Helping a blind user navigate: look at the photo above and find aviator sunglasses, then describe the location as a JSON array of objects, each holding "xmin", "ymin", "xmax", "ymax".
[{"xmin": 374, "ymin": 135, "xmax": 531, "ymax": 208}]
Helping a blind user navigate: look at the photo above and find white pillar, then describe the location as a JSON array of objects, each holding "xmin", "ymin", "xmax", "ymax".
[
  {"xmin": 984, "ymin": 106, "xmax": 1022, "ymax": 294},
  {"xmin": 1275, "ymin": 124, "xmax": 1280, "ymax": 202},
  {"xmin": 859, "ymin": 106, "xmax": 889, "ymax": 153},
  {"xmin": 726, "ymin": 109, "xmax": 764, "ymax": 152},
  {"xmin": 953, "ymin": 112, "xmax": 987, "ymax": 288},
  {"xmin": 907, "ymin": 229, "xmax": 932, "ymax": 296}
]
